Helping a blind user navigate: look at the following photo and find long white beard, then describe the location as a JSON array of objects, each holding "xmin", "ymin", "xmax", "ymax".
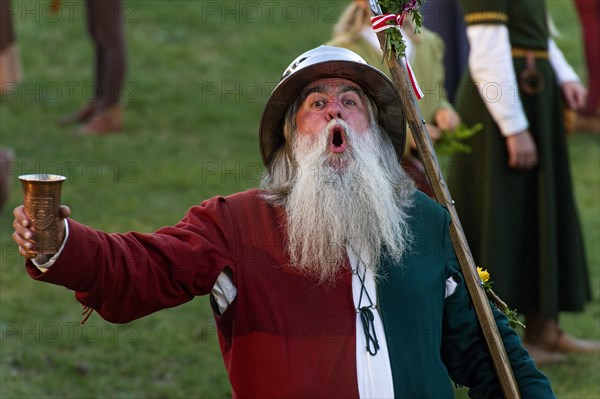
[{"xmin": 285, "ymin": 120, "xmax": 412, "ymax": 283}]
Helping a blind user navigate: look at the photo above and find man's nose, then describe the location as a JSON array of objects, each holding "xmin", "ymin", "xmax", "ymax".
[{"xmin": 326, "ymin": 101, "xmax": 343, "ymax": 121}]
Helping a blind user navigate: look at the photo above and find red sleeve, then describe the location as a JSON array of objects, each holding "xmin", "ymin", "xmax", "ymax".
[{"xmin": 26, "ymin": 196, "xmax": 237, "ymax": 323}]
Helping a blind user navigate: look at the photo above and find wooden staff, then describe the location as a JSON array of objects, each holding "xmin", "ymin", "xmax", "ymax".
[{"xmin": 367, "ymin": 1, "xmax": 521, "ymax": 397}]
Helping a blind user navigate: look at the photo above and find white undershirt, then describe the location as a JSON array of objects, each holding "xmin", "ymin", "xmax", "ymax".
[{"xmin": 347, "ymin": 246, "xmax": 395, "ymax": 398}]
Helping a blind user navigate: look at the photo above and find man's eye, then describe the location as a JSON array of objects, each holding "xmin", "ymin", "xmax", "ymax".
[
  {"xmin": 344, "ymin": 99, "xmax": 356, "ymax": 106},
  {"xmin": 312, "ymin": 100, "xmax": 325, "ymax": 107}
]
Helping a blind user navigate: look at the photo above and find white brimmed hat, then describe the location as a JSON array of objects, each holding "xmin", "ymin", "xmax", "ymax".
[{"xmin": 259, "ymin": 45, "xmax": 406, "ymax": 166}]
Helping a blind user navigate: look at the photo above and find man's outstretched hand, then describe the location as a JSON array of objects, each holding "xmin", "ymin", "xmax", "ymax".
[{"xmin": 12, "ymin": 205, "xmax": 71, "ymax": 263}]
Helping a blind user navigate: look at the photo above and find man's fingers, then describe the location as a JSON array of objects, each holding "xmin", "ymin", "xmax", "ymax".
[
  {"xmin": 12, "ymin": 205, "xmax": 38, "ymax": 259},
  {"xmin": 12, "ymin": 231, "xmax": 36, "ymax": 259},
  {"xmin": 13, "ymin": 205, "xmax": 30, "ymax": 227},
  {"xmin": 19, "ymin": 246, "xmax": 37, "ymax": 259},
  {"xmin": 12, "ymin": 230, "xmax": 29, "ymax": 248},
  {"xmin": 12, "ymin": 219, "xmax": 33, "ymax": 240}
]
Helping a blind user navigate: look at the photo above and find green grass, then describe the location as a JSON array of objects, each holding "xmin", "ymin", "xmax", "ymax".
[{"xmin": 1, "ymin": 1, "xmax": 598, "ymax": 398}]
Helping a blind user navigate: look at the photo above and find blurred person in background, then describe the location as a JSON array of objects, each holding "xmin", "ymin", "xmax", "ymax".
[
  {"xmin": 57, "ymin": 0, "xmax": 126, "ymax": 135},
  {"xmin": 1, "ymin": 0, "xmax": 21, "ymax": 213},
  {"xmin": 420, "ymin": 0, "xmax": 469, "ymax": 104},
  {"xmin": 573, "ymin": 0, "xmax": 600, "ymax": 133},
  {"xmin": 448, "ymin": 0, "xmax": 599, "ymax": 364},
  {"xmin": 1, "ymin": 0, "xmax": 23, "ymax": 93}
]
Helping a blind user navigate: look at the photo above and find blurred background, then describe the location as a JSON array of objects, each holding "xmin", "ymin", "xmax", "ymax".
[{"xmin": 1, "ymin": 1, "xmax": 598, "ymax": 397}]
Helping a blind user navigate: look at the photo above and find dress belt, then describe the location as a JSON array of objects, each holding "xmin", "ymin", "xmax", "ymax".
[
  {"xmin": 512, "ymin": 47, "xmax": 549, "ymax": 59},
  {"xmin": 513, "ymin": 48, "xmax": 547, "ymax": 95}
]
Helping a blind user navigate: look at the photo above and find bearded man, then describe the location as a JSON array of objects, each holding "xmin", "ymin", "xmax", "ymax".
[{"xmin": 12, "ymin": 46, "xmax": 553, "ymax": 398}]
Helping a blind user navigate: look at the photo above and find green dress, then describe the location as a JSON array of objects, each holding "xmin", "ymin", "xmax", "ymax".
[{"xmin": 448, "ymin": 0, "xmax": 590, "ymax": 318}]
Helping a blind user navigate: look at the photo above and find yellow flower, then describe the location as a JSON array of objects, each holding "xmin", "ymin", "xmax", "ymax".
[
  {"xmin": 476, "ymin": 266, "xmax": 525, "ymax": 329},
  {"xmin": 477, "ymin": 267, "xmax": 490, "ymax": 283}
]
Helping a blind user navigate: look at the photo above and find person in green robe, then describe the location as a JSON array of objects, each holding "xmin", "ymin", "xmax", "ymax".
[{"xmin": 447, "ymin": 0, "xmax": 599, "ymax": 364}]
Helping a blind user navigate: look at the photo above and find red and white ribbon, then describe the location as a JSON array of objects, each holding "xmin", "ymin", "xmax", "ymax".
[
  {"xmin": 404, "ymin": 58, "xmax": 424, "ymax": 100},
  {"xmin": 371, "ymin": 14, "xmax": 405, "ymax": 33},
  {"xmin": 370, "ymin": 13, "xmax": 424, "ymax": 100}
]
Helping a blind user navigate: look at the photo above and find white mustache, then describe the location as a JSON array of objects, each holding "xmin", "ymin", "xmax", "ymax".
[{"xmin": 285, "ymin": 124, "xmax": 413, "ymax": 283}]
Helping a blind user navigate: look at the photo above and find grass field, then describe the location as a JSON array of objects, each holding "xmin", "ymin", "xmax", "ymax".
[{"xmin": 1, "ymin": 1, "xmax": 598, "ymax": 398}]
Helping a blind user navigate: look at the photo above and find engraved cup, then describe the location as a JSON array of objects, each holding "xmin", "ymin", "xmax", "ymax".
[{"xmin": 19, "ymin": 174, "xmax": 67, "ymax": 254}]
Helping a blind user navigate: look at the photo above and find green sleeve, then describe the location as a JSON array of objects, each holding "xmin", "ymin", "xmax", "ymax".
[{"xmin": 440, "ymin": 209, "xmax": 555, "ymax": 398}]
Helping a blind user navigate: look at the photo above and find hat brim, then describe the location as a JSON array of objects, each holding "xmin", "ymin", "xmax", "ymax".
[{"xmin": 259, "ymin": 60, "xmax": 406, "ymax": 166}]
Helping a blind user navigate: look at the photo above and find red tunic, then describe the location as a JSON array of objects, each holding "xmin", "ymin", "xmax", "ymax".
[{"xmin": 27, "ymin": 189, "xmax": 360, "ymax": 398}]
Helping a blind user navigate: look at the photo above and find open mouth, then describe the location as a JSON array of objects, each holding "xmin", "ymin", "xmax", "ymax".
[{"xmin": 329, "ymin": 125, "xmax": 347, "ymax": 154}]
